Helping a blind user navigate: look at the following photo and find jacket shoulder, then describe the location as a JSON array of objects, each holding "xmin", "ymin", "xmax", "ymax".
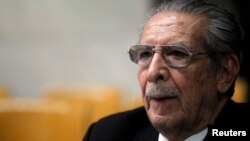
[
  {"xmin": 215, "ymin": 100, "xmax": 250, "ymax": 126},
  {"xmin": 83, "ymin": 107, "xmax": 158, "ymax": 141}
]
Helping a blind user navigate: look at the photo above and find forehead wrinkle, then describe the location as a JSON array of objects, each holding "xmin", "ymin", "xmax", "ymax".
[
  {"xmin": 145, "ymin": 15, "xmax": 177, "ymax": 30},
  {"xmin": 142, "ymin": 24, "xmax": 190, "ymax": 46},
  {"xmin": 145, "ymin": 12, "xmax": 208, "ymax": 36},
  {"xmin": 143, "ymin": 22, "xmax": 195, "ymax": 40},
  {"xmin": 142, "ymin": 24, "xmax": 187, "ymax": 42},
  {"xmin": 141, "ymin": 12, "xmax": 208, "ymax": 47},
  {"xmin": 144, "ymin": 14, "xmax": 192, "ymax": 36}
]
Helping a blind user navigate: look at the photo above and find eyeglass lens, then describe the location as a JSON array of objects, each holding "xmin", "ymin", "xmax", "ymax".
[{"xmin": 129, "ymin": 45, "xmax": 192, "ymax": 68}]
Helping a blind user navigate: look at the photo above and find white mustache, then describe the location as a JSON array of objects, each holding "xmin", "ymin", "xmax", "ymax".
[{"xmin": 145, "ymin": 85, "xmax": 180, "ymax": 99}]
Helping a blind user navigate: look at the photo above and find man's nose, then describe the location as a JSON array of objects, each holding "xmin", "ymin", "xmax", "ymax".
[{"xmin": 146, "ymin": 54, "xmax": 169, "ymax": 83}]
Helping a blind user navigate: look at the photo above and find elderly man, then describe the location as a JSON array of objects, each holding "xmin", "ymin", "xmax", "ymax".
[{"xmin": 83, "ymin": 0, "xmax": 249, "ymax": 140}]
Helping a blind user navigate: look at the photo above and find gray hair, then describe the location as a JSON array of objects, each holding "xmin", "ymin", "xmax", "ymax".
[
  {"xmin": 142, "ymin": 0, "xmax": 243, "ymax": 69},
  {"xmin": 142, "ymin": 0, "xmax": 243, "ymax": 97}
]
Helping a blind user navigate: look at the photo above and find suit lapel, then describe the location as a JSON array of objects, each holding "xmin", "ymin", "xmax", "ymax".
[{"xmin": 132, "ymin": 125, "xmax": 158, "ymax": 141}]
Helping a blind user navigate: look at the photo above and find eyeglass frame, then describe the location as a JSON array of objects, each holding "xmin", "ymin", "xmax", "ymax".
[{"xmin": 128, "ymin": 44, "xmax": 209, "ymax": 68}]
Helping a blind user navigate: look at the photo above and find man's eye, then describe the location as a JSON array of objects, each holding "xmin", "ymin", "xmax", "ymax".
[
  {"xmin": 139, "ymin": 51, "xmax": 153, "ymax": 60},
  {"xmin": 166, "ymin": 50, "xmax": 189, "ymax": 58}
]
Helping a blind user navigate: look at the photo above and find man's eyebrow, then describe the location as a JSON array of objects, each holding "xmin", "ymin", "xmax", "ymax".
[{"xmin": 166, "ymin": 42, "xmax": 190, "ymax": 48}]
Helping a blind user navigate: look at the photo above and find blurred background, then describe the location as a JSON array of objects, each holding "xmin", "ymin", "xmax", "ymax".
[
  {"xmin": 0, "ymin": 0, "xmax": 249, "ymax": 141},
  {"xmin": 0, "ymin": 0, "xmax": 149, "ymax": 99}
]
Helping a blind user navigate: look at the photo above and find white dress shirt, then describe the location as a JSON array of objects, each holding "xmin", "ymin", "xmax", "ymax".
[{"xmin": 158, "ymin": 128, "xmax": 208, "ymax": 141}]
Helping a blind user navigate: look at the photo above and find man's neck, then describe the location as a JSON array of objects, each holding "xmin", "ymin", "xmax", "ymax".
[{"xmin": 159, "ymin": 128, "xmax": 208, "ymax": 141}]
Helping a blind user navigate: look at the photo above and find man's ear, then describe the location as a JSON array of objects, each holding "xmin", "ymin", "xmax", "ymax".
[{"xmin": 217, "ymin": 54, "xmax": 240, "ymax": 93}]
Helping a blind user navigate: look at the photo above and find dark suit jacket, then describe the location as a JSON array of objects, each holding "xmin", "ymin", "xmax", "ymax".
[{"xmin": 83, "ymin": 100, "xmax": 249, "ymax": 141}]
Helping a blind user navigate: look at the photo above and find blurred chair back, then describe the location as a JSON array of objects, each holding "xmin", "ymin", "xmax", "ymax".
[
  {"xmin": 0, "ymin": 98, "xmax": 83, "ymax": 141},
  {"xmin": 0, "ymin": 87, "xmax": 9, "ymax": 99},
  {"xmin": 232, "ymin": 77, "xmax": 248, "ymax": 103},
  {"xmin": 43, "ymin": 85, "xmax": 122, "ymax": 135},
  {"xmin": 121, "ymin": 97, "xmax": 143, "ymax": 111}
]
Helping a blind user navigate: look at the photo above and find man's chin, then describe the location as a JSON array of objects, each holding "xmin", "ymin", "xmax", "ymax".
[
  {"xmin": 147, "ymin": 106, "xmax": 179, "ymax": 130},
  {"xmin": 149, "ymin": 113, "xmax": 173, "ymax": 133},
  {"xmin": 148, "ymin": 108, "xmax": 171, "ymax": 125}
]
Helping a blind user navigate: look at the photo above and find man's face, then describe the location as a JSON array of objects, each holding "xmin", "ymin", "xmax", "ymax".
[{"xmin": 138, "ymin": 12, "xmax": 222, "ymax": 136}]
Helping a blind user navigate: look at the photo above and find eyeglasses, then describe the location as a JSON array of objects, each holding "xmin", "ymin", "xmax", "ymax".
[{"xmin": 128, "ymin": 45, "xmax": 208, "ymax": 68}]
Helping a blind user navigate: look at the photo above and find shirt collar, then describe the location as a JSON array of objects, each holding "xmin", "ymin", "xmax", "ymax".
[{"xmin": 158, "ymin": 128, "xmax": 208, "ymax": 141}]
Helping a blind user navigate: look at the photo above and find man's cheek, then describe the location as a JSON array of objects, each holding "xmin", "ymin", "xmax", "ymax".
[{"xmin": 138, "ymin": 70, "xmax": 147, "ymax": 86}]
